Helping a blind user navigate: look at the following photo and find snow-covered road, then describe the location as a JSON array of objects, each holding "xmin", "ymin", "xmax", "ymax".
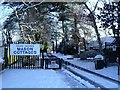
[
  {"xmin": 2, "ymin": 69, "xmax": 69, "ymax": 88},
  {"xmin": 56, "ymin": 69, "xmax": 95, "ymax": 88},
  {"xmin": 1, "ymin": 69, "xmax": 92, "ymax": 88}
]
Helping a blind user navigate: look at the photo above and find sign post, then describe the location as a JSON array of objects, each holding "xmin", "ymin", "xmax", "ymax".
[{"xmin": 10, "ymin": 44, "xmax": 40, "ymax": 56}]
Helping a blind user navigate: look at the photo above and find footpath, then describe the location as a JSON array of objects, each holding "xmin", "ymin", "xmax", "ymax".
[
  {"xmin": 52, "ymin": 53, "xmax": 120, "ymax": 83},
  {"xmin": 1, "ymin": 69, "xmax": 70, "ymax": 88}
]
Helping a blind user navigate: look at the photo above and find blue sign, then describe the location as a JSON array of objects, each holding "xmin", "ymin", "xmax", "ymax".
[{"xmin": 10, "ymin": 44, "xmax": 40, "ymax": 56}]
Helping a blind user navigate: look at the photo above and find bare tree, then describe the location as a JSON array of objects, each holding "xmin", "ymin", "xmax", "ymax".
[{"xmin": 82, "ymin": 0, "xmax": 103, "ymax": 53}]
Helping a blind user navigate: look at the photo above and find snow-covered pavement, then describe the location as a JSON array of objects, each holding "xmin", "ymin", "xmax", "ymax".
[
  {"xmin": 68, "ymin": 66, "xmax": 118, "ymax": 88},
  {"xmin": 0, "ymin": 72, "xmax": 2, "ymax": 90},
  {"xmin": 1, "ymin": 68, "xmax": 97, "ymax": 88},
  {"xmin": 2, "ymin": 69, "xmax": 70, "ymax": 88},
  {"xmin": 68, "ymin": 60, "xmax": 118, "ymax": 81},
  {"xmin": 52, "ymin": 53, "xmax": 119, "ymax": 81},
  {"xmin": 1, "ymin": 52, "xmax": 119, "ymax": 89}
]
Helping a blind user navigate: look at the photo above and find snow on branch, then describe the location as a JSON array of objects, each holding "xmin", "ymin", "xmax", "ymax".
[{"xmin": 23, "ymin": 0, "xmax": 45, "ymax": 12}]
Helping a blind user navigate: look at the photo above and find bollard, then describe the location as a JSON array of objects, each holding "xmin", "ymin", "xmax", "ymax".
[{"xmin": 59, "ymin": 58, "xmax": 62, "ymax": 69}]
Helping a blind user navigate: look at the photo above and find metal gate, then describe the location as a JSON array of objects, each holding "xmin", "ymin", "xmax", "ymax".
[
  {"xmin": 4, "ymin": 43, "xmax": 62, "ymax": 69},
  {"xmin": 7, "ymin": 43, "xmax": 41, "ymax": 69},
  {"xmin": 8, "ymin": 55, "xmax": 41, "ymax": 69},
  {"xmin": 45, "ymin": 54, "xmax": 62, "ymax": 69}
]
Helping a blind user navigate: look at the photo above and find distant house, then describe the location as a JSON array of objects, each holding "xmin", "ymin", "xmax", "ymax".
[{"xmin": 87, "ymin": 37, "xmax": 115, "ymax": 50}]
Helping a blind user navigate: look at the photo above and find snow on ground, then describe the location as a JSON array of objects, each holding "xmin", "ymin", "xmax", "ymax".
[
  {"xmin": 1, "ymin": 68, "xmax": 96, "ymax": 88},
  {"xmin": 52, "ymin": 53, "xmax": 118, "ymax": 81},
  {"xmin": 1, "ymin": 53, "xmax": 119, "ymax": 88},
  {"xmin": 69, "ymin": 59, "xmax": 118, "ymax": 81},
  {"xmin": 55, "ymin": 69, "xmax": 91, "ymax": 88},
  {"xmin": 52, "ymin": 53, "xmax": 73, "ymax": 60},
  {"xmin": 0, "ymin": 72, "xmax": 2, "ymax": 90},
  {"xmin": 0, "ymin": 58, "xmax": 4, "ymax": 63},
  {"xmin": 1, "ymin": 68, "xmax": 99, "ymax": 88},
  {"xmin": 0, "ymin": 47, "xmax": 4, "ymax": 63},
  {"xmin": 68, "ymin": 66, "xmax": 118, "ymax": 88},
  {"xmin": 2, "ymin": 69, "xmax": 70, "ymax": 88},
  {"xmin": 63, "ymin": 70, "xmax": 95, "ymax": 88}
]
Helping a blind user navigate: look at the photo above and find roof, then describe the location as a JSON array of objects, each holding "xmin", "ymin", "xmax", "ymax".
[
  {"xmin": 88, "ymin": 37, "xmax": 115, "ymax": 49},
  {"xmin": 101, "ymin": 37, "xmax": 115, "ymax": 44}
]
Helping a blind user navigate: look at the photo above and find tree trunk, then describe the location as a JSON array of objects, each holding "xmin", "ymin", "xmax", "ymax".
[
  {"xmin": 62, "ymin": 20, "xmax": 66, "ymax": 55},
  {"xmin": 83, "ymin": 37, "xmax": 87, "ymax": 51},
  {"xmin": 84, "ymin": 3, "xmax": 102, "ymax": 53},
  {"xmin": 91, "ymin": 14, "xmax": 102, "ymax": 53},
  {"xmin": 74, "ymin": 13, "xmax": 81, "ymax": 53},
  {"xmin": 55, "ymin": 39, "xmax": 57, "ymax": 53}
]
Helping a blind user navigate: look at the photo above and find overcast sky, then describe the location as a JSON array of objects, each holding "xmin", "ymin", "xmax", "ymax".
[
  {"xmin": 0, "ymin": 0, "xmax": 114, "ymax": 41},
  {"xmin": 0, "ymin": 0, "xmax": 101, "ymax": 26},
  {"xmin": 0, "ymin": 5, "xmax": 13, "ymax": 25}
]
